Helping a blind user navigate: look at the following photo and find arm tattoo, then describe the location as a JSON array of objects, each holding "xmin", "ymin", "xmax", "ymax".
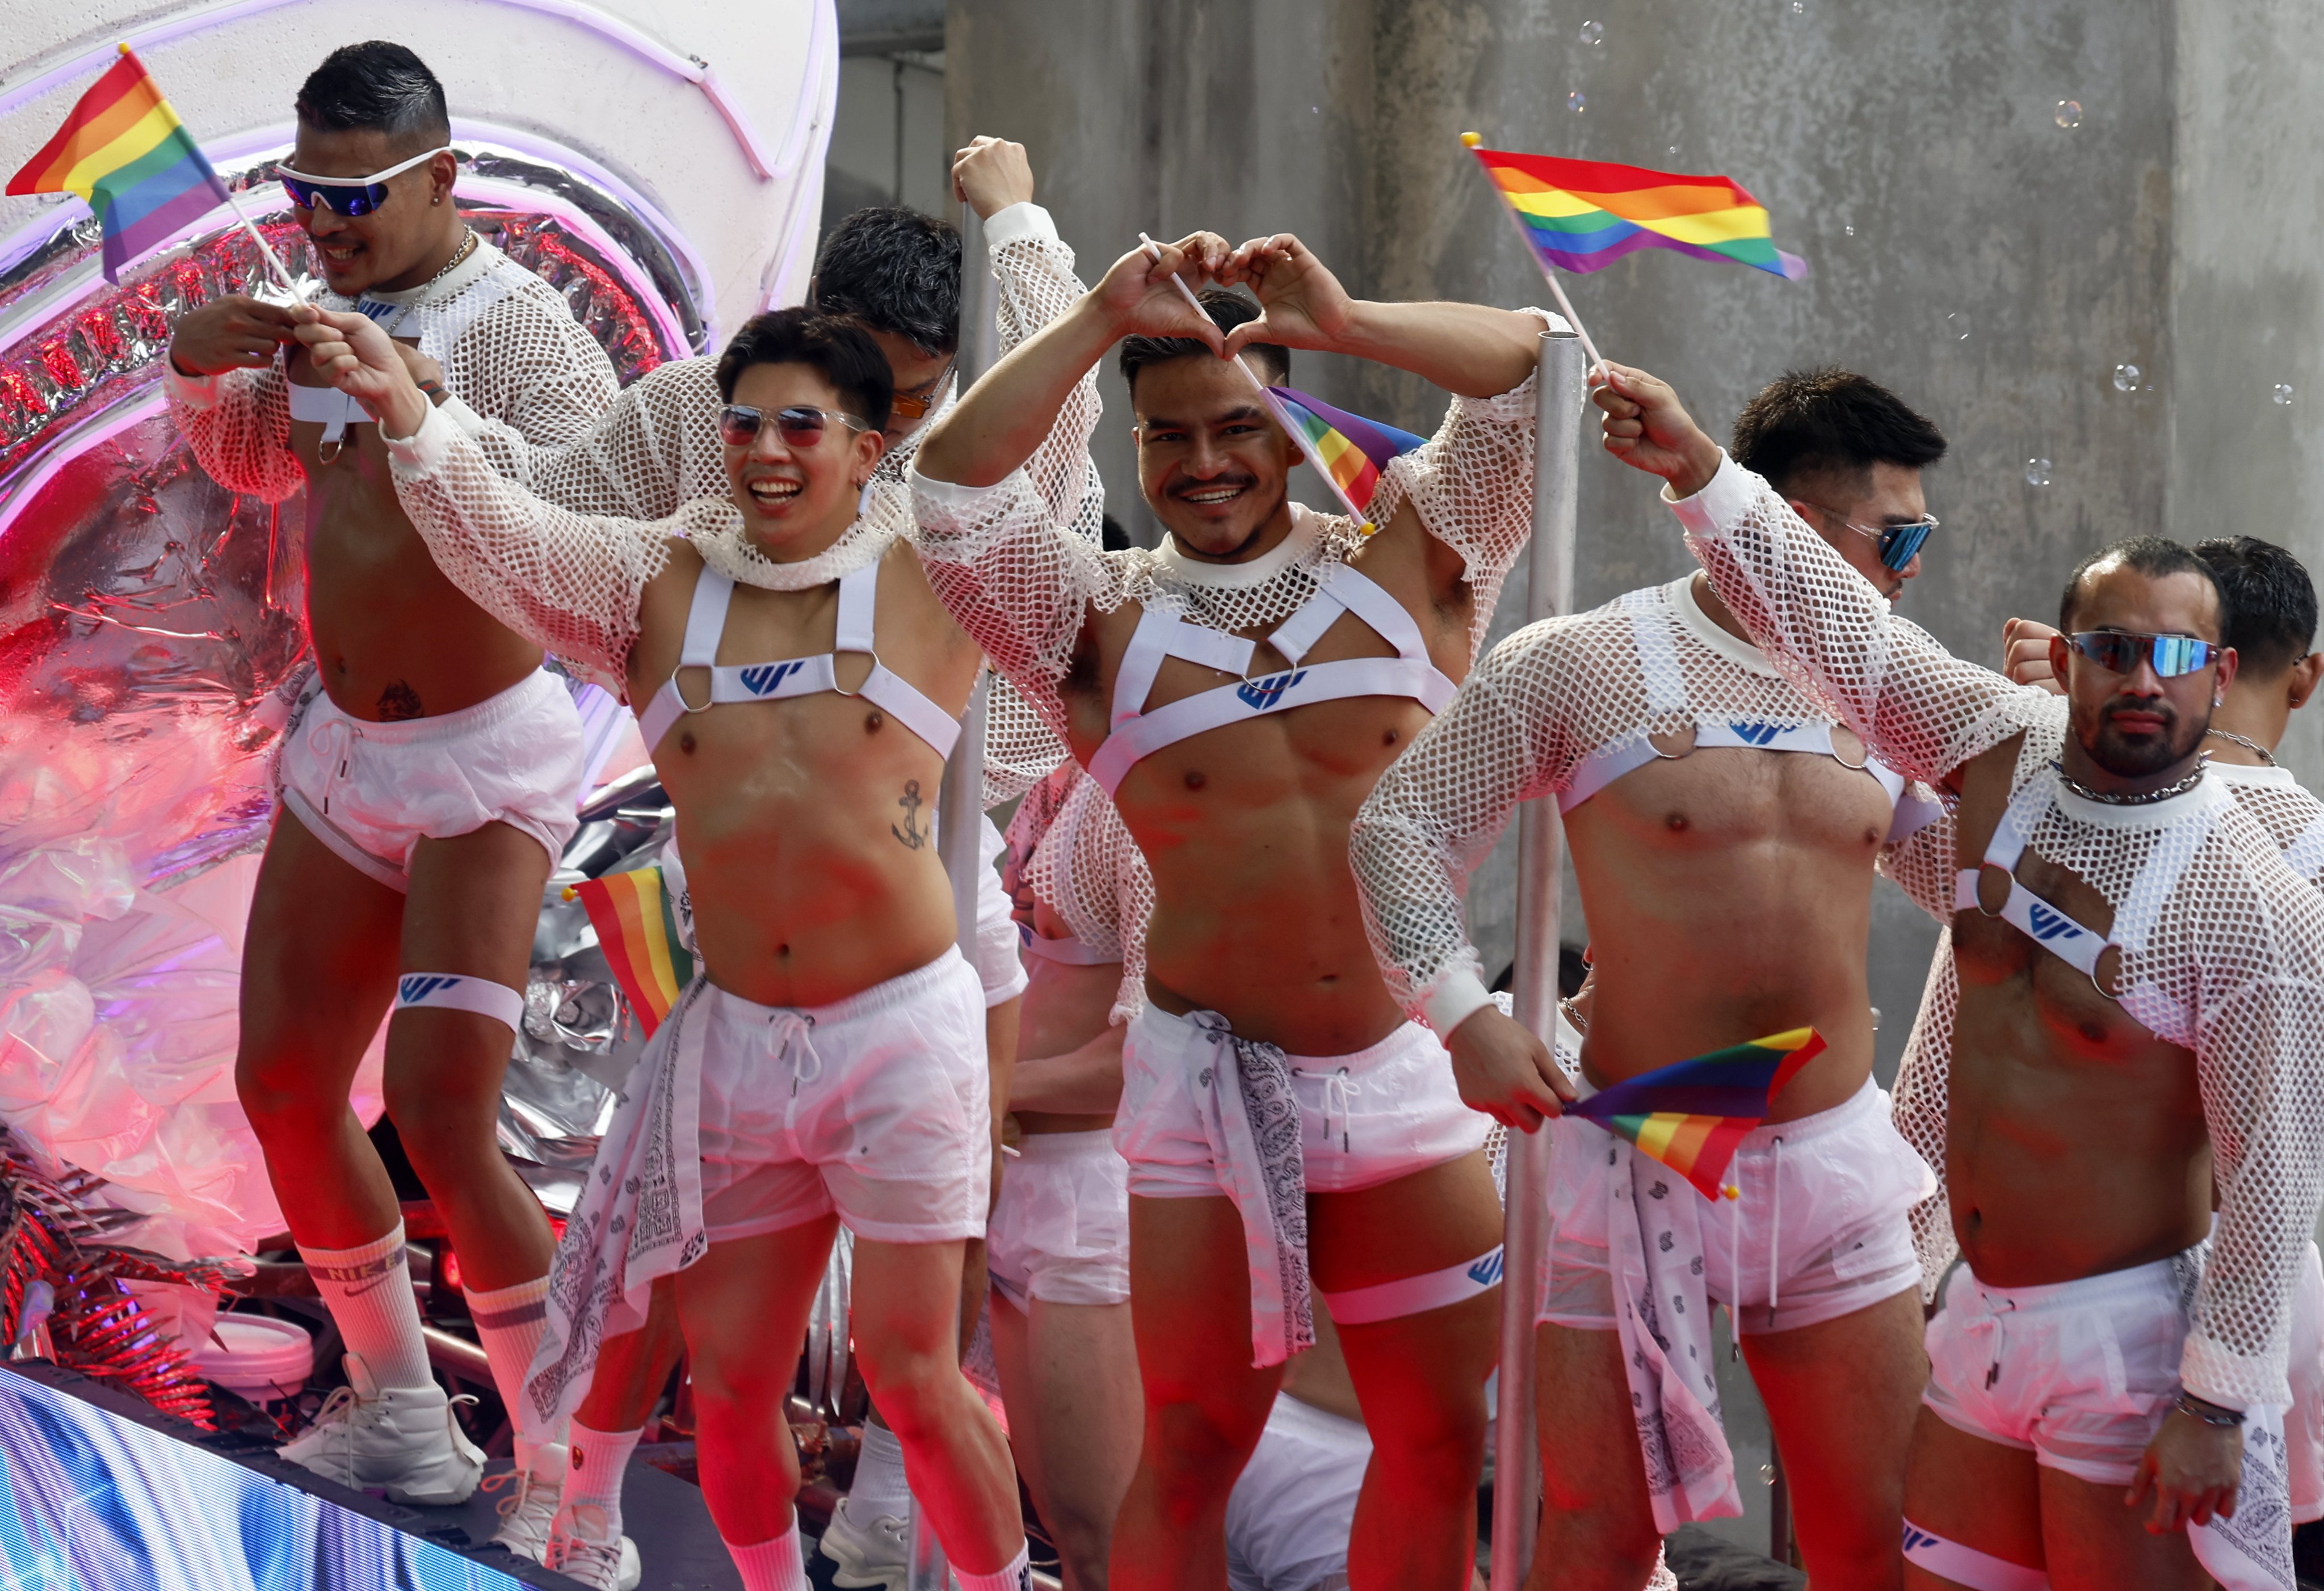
[{"xmin": 891, "ymin": 779, "xmax": 927, "ymax": 849}]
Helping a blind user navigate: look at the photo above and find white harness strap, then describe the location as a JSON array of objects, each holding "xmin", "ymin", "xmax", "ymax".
[
  {"xmin": 636, "ymin": 562, "xmax": 961, "ymax": 759},
  {"xmin": 1087, "ymin": 563, "xmax": 1456, "ymax": 795},
  {"xmin": 1019, "ymin": 928, "xmax": 1120, "ymax": 966}
]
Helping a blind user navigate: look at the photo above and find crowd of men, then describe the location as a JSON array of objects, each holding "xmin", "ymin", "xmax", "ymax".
[{"xmin": 154, "ymin": 35, "xmax": 2324, "ymax": 1591}]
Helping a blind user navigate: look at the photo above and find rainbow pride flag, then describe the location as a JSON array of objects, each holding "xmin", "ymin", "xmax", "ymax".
[
  {"xmin": 1569, "ymin": 1027, "xmax": 1825, "ymax": 1200},
  {"xmin": 6, "ymin": 47, "xmax": 233, "ymax": 283},
  {"xmin": 1463, "ymin": 140, "xmax": 1807, "ymax": 282},
  {"xmin": 565, "ymin": 867, "xmax": 694, "ymax": 1036},
  {"xmin": 1264, "ymin": 385, "xmax": 1427, "ymax": 525}
]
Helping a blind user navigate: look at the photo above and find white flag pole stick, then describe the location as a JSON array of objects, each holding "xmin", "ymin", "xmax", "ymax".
[{"xmin": 216, "ymin": 180, "xmax": 305, "ymax": 298}]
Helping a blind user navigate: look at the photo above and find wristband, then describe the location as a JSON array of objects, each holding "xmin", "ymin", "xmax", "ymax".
[
  {"xmin": 418, "ymin": 380, "xmax": 448, "ymax": 407},
  {"xmin": 2173, "ymin": 1392, "xmax": 2245, "ymax": 1428}
]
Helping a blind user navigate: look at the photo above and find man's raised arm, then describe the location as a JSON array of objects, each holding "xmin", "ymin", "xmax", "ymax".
[{"xmin": 1595, "ymin": 362, "xmax": 2035, "ymax": 786}]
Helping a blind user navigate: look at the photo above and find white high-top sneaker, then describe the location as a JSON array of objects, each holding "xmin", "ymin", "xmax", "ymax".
[
  {"xmin": 818, "ymin": 1497, "xmax": 910, "ymax": 1590},
  {"xmin": 490, "ymin": 1442, "xmax": 566, "ymax": 1561},
  {"xmin": 277, "ymin": 1353, "xmax": 485, "ymax": 1506},
  {"xmin": 547, "ymin": 1502, "xmax": 643, "ymax": 1590}
]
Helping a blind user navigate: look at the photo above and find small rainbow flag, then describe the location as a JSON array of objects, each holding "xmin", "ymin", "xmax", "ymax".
[
  {"xmin": 1463, "ymin": 140, "xmax": 1807, "ymax": 283},
  {"xmin": 1569, "ymin": 1027, "xmax": 1825, "ymax": 1201},
  {"xmin": 6, "ymin": 47, "xmax": 234, "ymax": 284},
  {"xmin": 565, "ymin": 867, "xmax": 694, "ymax": 1036},
  {"xmin": 1264, "ymin": 385, "xmax": 1427, "ymax": 525}
]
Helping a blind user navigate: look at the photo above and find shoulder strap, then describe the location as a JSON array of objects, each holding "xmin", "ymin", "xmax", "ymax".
[
  {"xmin": 1625, "ymin": 587, "xmax": 1689, "ymax": 717},
  {"xmin": 1111, "ymin": 608, "xmax": 1256, "ymax": 730},
  {"xmin": 834, "ymin": 559, "xmax": 879, "ymax": 654},
  {"xmin": 679, "ymin": 567, "xmax": 735, "ymax": 667}
]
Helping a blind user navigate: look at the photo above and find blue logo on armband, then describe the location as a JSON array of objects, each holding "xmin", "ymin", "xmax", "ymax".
[
  {"xmin": 1727, "ymin": 721, "xmax": 1784, "ymax": 746},
  {"xmin": 2025, "ymin": 902, "xmax": 2084, "ymax": 942},
  {"xmin": 397, "ymin": 974, "xmax": 464, "ymax": 1005},
  {"xmin": 739, "ymin": 660, "xmax": 806, "ymax": 696},
  {"xmin": 1467, "ymin": 1250, "xmax": 1506, "ymax": 1287},
  {"xmin": 1237, "ymin": 670, "xmax": 1307, "ymax": 712}
]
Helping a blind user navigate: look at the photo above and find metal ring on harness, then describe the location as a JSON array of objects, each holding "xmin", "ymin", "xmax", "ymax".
[
  {"xmin": 671, "ymin": 667, "xmax": 716, "ymax": 715},
  {"xmin": 829, "ymin": 647, "xmax": 881, "ymax": 698},
  {"xmin": 1829, "ymin": 724, "xmax": 1872, "ymax": 772}
]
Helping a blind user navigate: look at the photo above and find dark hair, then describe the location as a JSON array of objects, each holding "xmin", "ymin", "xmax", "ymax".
[
  {"xmin": 810, "ymin": 208, "xmax": 962, "ymax": 357},
  {"xmin": 1731, "ymin": 368, "xmax": 1948, "ymax": 496},
  {"xmin": 2193, "ymin": 536, "xmax": 2318, "ymax": 675},
  {"xmin": 714, "ymin": 308, "xmax": 895, "ymax": 434},
  {"xmin": 1119, "ymin": 288, "xmax": 1289, "ymax": 398},
  {"xmin": 294, "ymin": 43, "xmax": 450, "ymax": 149},
  {"xmin": 1100, "ymin": 512, "xmax": 1132, "ymax": 552},
  {"xmin": 2057, "ymin": 536, "xmax": 2222, "ymax": 633}
]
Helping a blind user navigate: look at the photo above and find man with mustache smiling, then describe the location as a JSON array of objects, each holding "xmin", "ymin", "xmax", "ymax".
[{"xmin": 1591, "ymin": 360, "xmax": 2324, "ymax": 1591}]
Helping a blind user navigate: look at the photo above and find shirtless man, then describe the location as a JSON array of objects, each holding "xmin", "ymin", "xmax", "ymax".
[
  {"xmin": 1592, "ymin": 362, "xmax": 2324, "ymax": 1590},
  {"xmin": 913, "ymin": 231, "xmax": 1549, "ymax": 1590},
  {"xmin": 1350, "ymin": 368, "xmax": 1952, "ymax": 1589},
  {"xmin": 298, "ymin": 301, "xmax": 1032, "ymax": 1591},
  {"xmin": 162, "ymin": 39, "xmax": 617, "ymax": 1538}
]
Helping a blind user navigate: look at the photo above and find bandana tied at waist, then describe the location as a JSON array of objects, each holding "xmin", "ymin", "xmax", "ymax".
[
  {"xmin": 1185, "ymin": 1009, "xmax": 1316, "ymax": 1367},
  {"xmin": 523, "ymin": 976, "xmax": 714, "ymax": 1437}
]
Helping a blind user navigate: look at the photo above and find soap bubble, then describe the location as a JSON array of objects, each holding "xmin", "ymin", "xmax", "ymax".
[
  {"xmin": 1946, "ymin": 312, "xmax": 1971, "ymax": 342},
  {"xmin": 1791, "ymin": 1, "xmax": 1805, "ymax": 12},
  {"xmin": 2025, "ymin": 457, "xmax": 2052, "ymax": 487},
  {"xmin": 2275, "ymin": 382, "xmax": 2296, "ymax": 406},
  {"xmin": 1844, "ymin": 224, "xmax": 1856, "ymax": 237},
  {"xmin": 1667, "ymin": 145, "xmax": 1679, "ymax": 156},
  {"xmin": 2113, "ymin": 363, "xmax": 2141, "ymax": 392},
  {"xmin": 1580, "ymin": 19, "xmax": 1604, "ymax": 44},
  {"xmin": 2056, "ymin": 100, "xmax": 2082, "ymax": 130},
  {"xmin": 1759, "ymin": 1463, "xmax": 1776, "ymax": 1485},
  {"xmin": 1569, "ymin": 90, "xmax": 1587, "ymax": 113}
]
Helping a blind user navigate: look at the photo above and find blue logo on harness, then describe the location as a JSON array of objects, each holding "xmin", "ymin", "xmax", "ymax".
[
  {"xmin": 1466, "ymin": 1250, "xmax": 1506, "ymax": 1287},
  {"xmin": 398, "ymin": 974, "xmax": 463, "ymax": 1004},
  {"xmin": 2025, "ymin": 902, "xmax": 2084, "ymax": 942},
  {"xmin": 1727, "ymin": 721, "xmax": 1784, "ymax": 746},
  {"xmin": 1237, "ymin": 670, "xmax": 1307, "ymax": 711},
  {"xmin": 1901, "ymin": 1526, "xmax": 1939, "ymax": 1553},
  {"xmin": 739, "ymin": 660, "xmax": 806, "ymax": 696}
]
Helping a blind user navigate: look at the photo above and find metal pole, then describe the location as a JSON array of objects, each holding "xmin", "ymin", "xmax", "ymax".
[
  {"xmin": 1489, "ymin": 327, "xmax": 1589, "ymax": 1591},
  {"xmin": 957, "ymin": 201, "xmax": 1003, "ymax": 386}
]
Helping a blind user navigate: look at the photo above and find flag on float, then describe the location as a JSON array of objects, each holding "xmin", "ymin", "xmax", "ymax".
[
  {"xmin": 1461, "ymin": 138, "xmax": 1808, "ymax": 282},
  {"xmin": 1567, "ymin": 1026, "xmax": 1825, "ymax": 1201},
  {"xmin": 1263, "ymin": 385, "xmax": 1427, "ymax": 526},
  {"xmin": 6, "ymin": 46, "xmax": 234, "ymax": 283},
  {"xmin": 565, "ymin": 867, "xmax": 694, "ymax": 1036}
]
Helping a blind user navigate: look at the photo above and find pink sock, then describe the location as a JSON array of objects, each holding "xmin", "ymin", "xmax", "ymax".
[
  {"xmin": 725, "ymin": 1517, "xmax": 808, "ymax": 1591},
  {"xmin": 300, "ymin": 1223, "xmax": 430, "ymax": 1391}
]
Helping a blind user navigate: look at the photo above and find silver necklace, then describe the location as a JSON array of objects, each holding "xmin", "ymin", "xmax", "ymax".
[
  {"xmin": 2052, "ymin": 759, "xmax": 2207, "ymax": 806},
  {"xmin": 2205, "ymin": 728, "xmax": 2277, "ymax": 765}
]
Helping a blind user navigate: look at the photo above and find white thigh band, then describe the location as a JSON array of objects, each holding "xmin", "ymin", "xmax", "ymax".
[
  {"xmin": 1319, "ymin": 1246, "xmax": 1504, "ymax": 1325},
  {"xmin": 1901, "ymin": 1521, "xmax": 2049, "ymax": 1591},
  {"xmin": 394, "ymin": 973, "xmax": 527, "ymax": 1034}
]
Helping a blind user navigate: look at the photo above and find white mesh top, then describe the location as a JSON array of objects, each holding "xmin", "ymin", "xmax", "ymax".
[
  {"xmin": 167, "ymin": 234, "xmax": 619, "ymax": 504},
  {"xmin": 1003, "ymin": 761, "xmax": 1152, "ymax": 1023},
  {"xmin": 456, "ymin": 204, "xmax": 1100, "ymax": 807},
  {"xmin": 1671, "ymin": 451, "xmax": 2324, "ymax": 1409},
  {"xmin": 1348, "ymin": 571, "xmax": 1941, "ymax": 1039}
]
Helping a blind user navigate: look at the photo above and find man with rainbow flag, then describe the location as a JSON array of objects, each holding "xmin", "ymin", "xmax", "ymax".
[
  {"xmin": 151, "ymin": 39, "xmax": 628, "ymax": 1577},
  {"xmin": 910, "ymin": 229, "xmax": 1550, "ymax": 1591},
  {"xmin": 1596, "ymin": 361, "xmax": 2324, "ymax": 1591},
  {"xmin": 1351, "ymin": 369, "xmax": 1955, "ymax": 1589}
]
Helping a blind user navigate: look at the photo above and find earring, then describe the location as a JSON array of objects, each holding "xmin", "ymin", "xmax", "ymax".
[{"xmin": 432, "ymin": 195, "xmax": 442, "ymax": 205}]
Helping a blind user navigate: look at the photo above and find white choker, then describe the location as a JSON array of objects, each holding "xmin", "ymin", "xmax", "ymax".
[
  {"xmin": 691, "ymin": 510, "xmax": 896, "ymax": 591},
  {"xmin": 1153, "ymin": 502, "xmax": 1322, "ymax": 590}
]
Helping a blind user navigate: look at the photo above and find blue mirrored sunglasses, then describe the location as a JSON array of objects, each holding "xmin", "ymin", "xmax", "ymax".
[
  {"xmin": 278, "ymin": 145, "xmax": 452, "ymax": 217},
  {"xmin": 2066, "ymin": 630, "xmax": 2218, "ymax": 679},
  {"xmin": 1801, "ymin": 503, "xmax": 1941, "ymax": 572}
]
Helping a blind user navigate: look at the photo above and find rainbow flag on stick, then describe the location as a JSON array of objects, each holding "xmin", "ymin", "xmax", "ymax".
[
  {"xmin": 1262, "ymin": 385, "xmax": 1428, "ymax": 530},
  {"xmin": 1463, "ymin": 140, "xmax": 1808, "ymax": 282},
  {"xmin": 564, "ymin": 867, "xmax": 695, "ymax": 1037},
  {"xmin": 1569, "ymin": 1026, "xmax": 1826, "ymax": 1201},
  {"xmin": 7, "ymin": 45, "xmax": 296, "ymax": 287}
]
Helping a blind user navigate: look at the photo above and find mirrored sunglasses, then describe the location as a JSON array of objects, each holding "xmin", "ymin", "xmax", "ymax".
[
  {"xmin": 2066, "ymin": 630, "xmax": 2219, "ymax": 679},
  {"xmin": 889, "ymin": 357, "xmax": 956, "ymax": 422},
  {"xmin": 278, "ymin": 145, "xmax": 455, "ymax": 217},
  {"xmin": 718, "ymin": 404, "xmax": 873, "ymax": 449}
]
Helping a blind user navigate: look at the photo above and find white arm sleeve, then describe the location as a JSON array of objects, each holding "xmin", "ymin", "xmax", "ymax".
[{"xmin": 166, "ymin": 362, "xmax": 304, "ymax": 504}]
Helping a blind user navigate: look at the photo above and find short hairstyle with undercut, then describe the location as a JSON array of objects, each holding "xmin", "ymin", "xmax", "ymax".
[
  {"xmin": 2193, "ymin": 536, "xmax": 2318, "ymax": 676},
  {"xmin": 2057, "ymin": 536, "xmax": 2222, "ymax": 634},
  {"xmin": 294, "ymin": 42, "xmax": 450, "ymax": 150},
  {"xmin": 1731, "ymin": 368, "xmax": 1948, "ymax": 497},
  {"xmin": 810, "ymin": 208, "xmax": 962, "ymax": 358},
  {"xmin": 1119, "ymin": 288, "xmax": 1289, "ymax": 399},
  {"xmin": 714, "ymin": 308, "xmax": 895, "ymax": 435}
]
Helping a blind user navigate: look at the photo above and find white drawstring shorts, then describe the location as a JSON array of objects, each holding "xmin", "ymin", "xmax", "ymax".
[{"xmin": 987, "ymin": 1129, "xmax": 1133, "ymax": 1308}]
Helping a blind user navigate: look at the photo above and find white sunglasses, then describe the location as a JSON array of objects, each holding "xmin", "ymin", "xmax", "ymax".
[{"xmin": 278, "ymin": 145, "xmax": 454, "ymax": 216}]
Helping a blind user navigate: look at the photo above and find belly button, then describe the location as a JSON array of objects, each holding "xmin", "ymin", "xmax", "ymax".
[
  {"xmin": 1184, "ymin": 769, "xmax": 1206, "ymax": 790},
  {"xmin": 679, "ymin": 731, "xmax": 697, "ymax": 755},
  {"xmin": 865, "ymin": 709, "xmax": 884, "ymax": 732}
]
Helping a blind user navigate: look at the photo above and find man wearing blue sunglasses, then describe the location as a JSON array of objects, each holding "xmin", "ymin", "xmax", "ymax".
[{"xmin": 1736, "ymin": 367, "xmax": 1943, "ymax": 602}]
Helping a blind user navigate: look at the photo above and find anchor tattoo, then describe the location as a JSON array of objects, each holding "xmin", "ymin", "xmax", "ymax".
[{"xmin": 892, "ymin": 779, "xmax": 927, "ymax": 849}]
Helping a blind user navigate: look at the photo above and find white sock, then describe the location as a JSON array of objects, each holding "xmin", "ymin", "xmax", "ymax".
[
  {"xmin": 300, "ymin": 1223, "xmax": 430, "ymax": 1391},
  {"xmin": 726, "ymin": 1518, "xmax": 808, "ymax": 1591},
  {"xmin": 848, "ymin": 1417, "xmax": 910, "ymax": 1516},
  {"xmin": 955, "ymin": 1543, "xmax": 1032, "ymax": 1591},
  {"xmin": 566, "ymin": 1419, "xmax": 641, "ymax": 1534},
  {"xmin": 466, "ymin": 1273, "xmax": 556, "ymax": 1470}
]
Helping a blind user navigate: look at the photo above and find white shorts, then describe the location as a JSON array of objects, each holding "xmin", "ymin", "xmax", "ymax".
[
  {"xmin": 1225, "ymin": 1392, "xmax": 1371, "ymax": 1591},
  {"xmin": 694, "ymin": 949, "xmax": 990, "ymax": 1246},
  {"xmin": 1114, "ymin": 1006, "xmax": 1488, "ymax": 1199},
  {"xmin": 976, "ymin": 814, "xmax": 1028, "ymax": 1009},
  {"xmin": 1923, "ymin": 1251, "xmax": 2200, "ymax": 1487},
  {"xmin": 1539, "ymin": 1076, "xmax": 1928, "ymax": 1334},
  {"xmin": 274, "ymin": 667, "xmax": 586, "ymax": 889},
  {"xmin": 987, "ymin": 1130, "xmax": 1131, "ymax": 1308}
]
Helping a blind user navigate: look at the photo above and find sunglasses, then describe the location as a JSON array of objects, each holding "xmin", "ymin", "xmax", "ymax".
[
  {"xmin": 889, "ymin": 357, "xmax": 956, "ymax": 422},
  {"xmin": 278, "ymin": 145, "xmax": 454, "ymax": 217},
  {"xmin": 2066, "ymin": 630, "xmax": 2220, "ymax": 679},
  {"xmin": 1800, "ymin": 502, "xmax": 1941, "ymax": 572},
  {"xmin": 717, "ymin": 404, "xmax": 873, "ymax": 449}
]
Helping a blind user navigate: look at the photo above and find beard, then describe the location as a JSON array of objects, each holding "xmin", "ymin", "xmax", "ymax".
[{"xmin": 2074, "ymin": 693, "xmax": 2209, "ymax": 778}]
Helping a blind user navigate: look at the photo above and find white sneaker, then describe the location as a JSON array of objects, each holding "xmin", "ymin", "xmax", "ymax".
[
  {"xmin": 489, "ymin": 1443, "xmax": 565, "ymax": 1561},
  {"xmin": 547, "ymin": 1502, "xmax": 642, "ymax": 1590},
  {"xmin": 819, "ymin": 1496, "xmax": 910, "ymax": 1590},
  {"xmin": 278, "ymin": 1353, "xmax": 485, "ymax": 1506}
]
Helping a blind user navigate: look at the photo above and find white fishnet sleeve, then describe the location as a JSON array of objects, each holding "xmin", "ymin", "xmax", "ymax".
[
  {"xmin": 1669, "ymin": 454, "xmax": 2043, "ymax": 784},
  {"xmin": 165, "ymin": 361, "xmax": 303, "ymax": 504},
  {"xmin": 1350, "ymin": 613, "xmax": 1594, "ymax": 1037},
  {"xmin": 468, "ymin": 355, "xmax": 718, "ymax": 521},
  {"xmin": 986, "ymin": 204, "xmax": 1105, "ymax": 542},
  {"xmin": 436, "ymin": 283, "xmax": 621, "ymax": 459},
  {"xmin": 384, "ymin": 404, "xmax": 673, "ymax": 682}
]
